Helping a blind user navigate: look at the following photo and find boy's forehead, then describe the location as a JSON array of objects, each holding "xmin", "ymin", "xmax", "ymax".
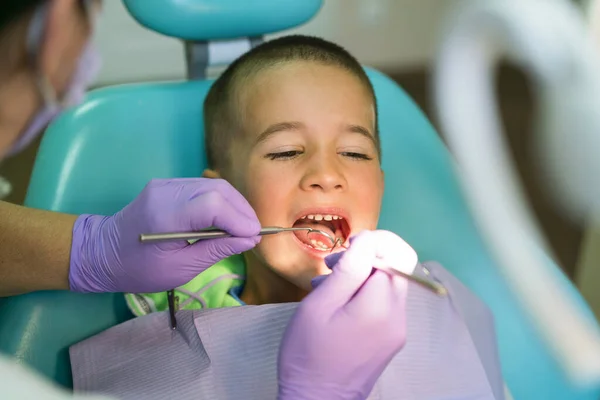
[
  {"xmin": 237, "ymin": 61, "xmax": 376, "ymax": 129},
  {"xmin": 243, "ymin": 61, "xmax": 364, "ymax": 91}
]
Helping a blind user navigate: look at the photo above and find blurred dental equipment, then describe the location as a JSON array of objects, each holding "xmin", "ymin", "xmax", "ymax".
[{"xmin": 433, "ymin": 0, "xmax": 600, "ymax": 388}]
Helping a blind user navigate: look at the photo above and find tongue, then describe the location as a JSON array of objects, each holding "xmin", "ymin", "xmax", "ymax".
[{"xmin": 292, "ymin": 220, "xmax": 336, "ymax": 248}]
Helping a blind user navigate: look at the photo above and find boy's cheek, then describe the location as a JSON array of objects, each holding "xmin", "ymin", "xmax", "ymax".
[{"xmin": 244, "ymin": 183, "xmax": 287, "ymax": 219}]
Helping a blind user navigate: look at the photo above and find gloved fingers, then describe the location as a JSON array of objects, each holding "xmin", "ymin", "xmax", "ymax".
[
  {"xmin": 310, "ymin": 274, "xmax": 329, "ymax": 289},
  {"xmin": 184, "ymin": 190, "xmax": 261, "ymax": 237},
  {"xmin": 343, "ymin": 268, "xmax": 408, "ymax": 320},
  {"xmin": 146, "ymin": 178, "xmax": 208, "ymax": 186},
  {"xmin": 371, "ymin": 260, "xmax": 413, "ymax": 301},
  {"xmin": 144, "ymin": 178, "xmax": 259, "ymax": 224},
  {"xmin": 323, "ymin": 234, "xmax": 360, "ymax": 270},
  {"xmin": 185, "ymin": 178, "xmax": 260, "ymax": 223},
  {"xmin": 308, "ymin": 230, "xmax": 377, "ymax": 311},
  {"xmin": 371, "ymin": 231, "xmax": 419, "ymax": 276},
  {"xmin": 310, "ymin": 244, "xmax": 351, "ymax": 290},
  {"xmin": 180, "ymin": 236, "xmax": 260, "ymax": 268},
  {"xmin": 323, "ymin": 251, "xmax": 344, "ymax": 270}
]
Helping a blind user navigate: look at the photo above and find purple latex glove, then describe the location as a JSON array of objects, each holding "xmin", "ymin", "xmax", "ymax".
[
  {"xmin": 277, "ymin": 230, "xmax": 410, "ymax": 400},
  {"xmin": 68, "ymin": 178, "xmax": 261, "ymax": 293}
]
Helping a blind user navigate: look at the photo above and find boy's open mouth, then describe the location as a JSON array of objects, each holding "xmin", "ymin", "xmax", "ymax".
[{"xmin": 291, "ymin": 212, "xmax": 351, "ymax": 251}]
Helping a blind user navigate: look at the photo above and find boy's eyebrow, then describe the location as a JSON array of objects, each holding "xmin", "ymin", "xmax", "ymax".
[
  {"xmin": 255, "ymin": 121, "xmax": 304, "ymax": 144},
  {"xmin": 255, "ymin": 121, "xmax": 376, "ymax": 145},
  {"xmin": 346, "ymin": 124, "xmax": 376, "ymax": 145}
]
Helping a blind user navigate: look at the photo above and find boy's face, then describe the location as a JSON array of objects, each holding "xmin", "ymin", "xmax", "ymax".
[{"xmin": 216, "ymin": 62, "xmax": 384, "ymax": 291}]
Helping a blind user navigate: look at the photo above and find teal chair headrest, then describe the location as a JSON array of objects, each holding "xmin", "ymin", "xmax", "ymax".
[{"xmin": 122, "ymin": 0, "xmax": 323, "ymax": 40}]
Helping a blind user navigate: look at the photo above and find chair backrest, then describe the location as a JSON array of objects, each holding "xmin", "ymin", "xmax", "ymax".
[{"xmin": 0, "ymin": 2, "xmax": 598, "ymax": 399}]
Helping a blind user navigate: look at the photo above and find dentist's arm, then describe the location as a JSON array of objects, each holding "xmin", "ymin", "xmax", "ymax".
[
  {"xmin": 0, "ymin": 200, "xmax": 75, "ymax": 296},
  {"xmin": 0, "ymin": 178, "xmax": 261, "ymax": 297}
]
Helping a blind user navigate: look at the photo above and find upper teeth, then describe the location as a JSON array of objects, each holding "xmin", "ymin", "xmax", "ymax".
[{"xmin": 301, "ymin": 214, "xmax": 343, "ymax": 221}]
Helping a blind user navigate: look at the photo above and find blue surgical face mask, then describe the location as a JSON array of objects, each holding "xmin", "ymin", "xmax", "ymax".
[{"xmin": 5, "ymin": 0, "xmax": 102, "ymax": 157}]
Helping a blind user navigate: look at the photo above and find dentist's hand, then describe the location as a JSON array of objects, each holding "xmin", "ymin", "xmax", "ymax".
[
  {"xmin": 68, "ymin": 178, "xmax": 261, "ymax": 293},
  {"xmin": 277, "ymin": 230, "xmax": 411, "ymax": 400}
]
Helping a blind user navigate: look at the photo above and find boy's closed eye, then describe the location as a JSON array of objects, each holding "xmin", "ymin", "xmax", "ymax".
[
  {"xmin": 265, "ymin": 150, "xmax": 374, "ymax": 161},
  {"xmin": 265, "ymin": 150, "xmax": 302, "ymax": 160}
]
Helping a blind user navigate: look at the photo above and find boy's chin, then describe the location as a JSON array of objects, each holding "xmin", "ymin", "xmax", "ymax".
[
  {"xmin": 268, "ymin": 262, "xmax": 329, "ymax": 293},
  {"xmin": 294, "ymin": 266, "xmax": 332, "ymax": 292}
]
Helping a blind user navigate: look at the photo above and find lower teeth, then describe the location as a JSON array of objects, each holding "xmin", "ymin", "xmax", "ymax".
[{"xmin": 310, "ymin": 239, "xmax": 329, "ymax": 250}]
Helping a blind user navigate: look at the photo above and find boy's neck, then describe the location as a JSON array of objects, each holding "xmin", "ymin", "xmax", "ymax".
[{"xmin": 240, "ymin": 252, "xmax": 308, "ymax": 305}]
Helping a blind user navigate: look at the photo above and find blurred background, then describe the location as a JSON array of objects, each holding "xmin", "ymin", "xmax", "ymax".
[{"xmin": 0, "ymin": 0, "xmax": 597, "ymax": 315}]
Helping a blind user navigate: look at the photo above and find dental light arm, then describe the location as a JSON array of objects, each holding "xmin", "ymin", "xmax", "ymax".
[{"xmin": 433, "ymin": 0, "xmax": 600, "ymax": 387}]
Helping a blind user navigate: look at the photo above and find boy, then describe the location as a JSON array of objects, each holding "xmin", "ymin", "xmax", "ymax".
[{"xmin": 125, "ymin": 34, "xmax": 384, "ymax": 314}]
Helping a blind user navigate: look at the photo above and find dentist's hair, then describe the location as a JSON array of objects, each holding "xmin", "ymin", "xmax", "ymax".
[
  {"xmin": 0, "ymin": 0, "xmax": 43, "ymax": 31},
  {"xmin": 203, "ymin": 35, "xmax": 380, "ymax": 173},
  {"xmin": 0, "ymin": 0, "xmax": 89, "ymax": 77}
]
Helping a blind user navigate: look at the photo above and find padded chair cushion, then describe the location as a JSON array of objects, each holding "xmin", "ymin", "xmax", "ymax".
[{"xmin": 123, "ymin": 0, "xmax": 323, "ymax": 41}]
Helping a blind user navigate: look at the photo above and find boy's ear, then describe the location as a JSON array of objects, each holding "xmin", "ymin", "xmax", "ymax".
[{"xmin": 202, "ymin": 169, "xmax": 221, "ymax": 179}]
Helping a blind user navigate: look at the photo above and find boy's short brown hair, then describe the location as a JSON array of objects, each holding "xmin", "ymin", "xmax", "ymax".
[{"xmin": 203, "ymin": 34, "xmax": 380, "ymax": 173}]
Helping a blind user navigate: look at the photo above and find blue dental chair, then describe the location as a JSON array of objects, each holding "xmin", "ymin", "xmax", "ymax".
[{"xmin": 1, "ymin": 1, "xmax": 599, "ymax": 399}]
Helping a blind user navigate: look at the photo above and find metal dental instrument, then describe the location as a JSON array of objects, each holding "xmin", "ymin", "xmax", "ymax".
[
  {"xmin": 167, "ymin": 290, "xmax": 177, "ymax": 330},
  {"xmin": 381, "ymin": 267, "xmax": 448, "ymax": 296},
  {"xmin": 143, "ymin": 226, "xmax": 339, "ymax": 330},
  {"xmin": 140, "ymin": 226, "xmax": 338, "ymax": 246}
]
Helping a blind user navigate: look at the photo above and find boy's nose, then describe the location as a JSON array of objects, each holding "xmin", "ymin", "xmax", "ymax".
[{"xmin": 300, "ymin": 158, "xmax": 347, "ymax": 193}]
